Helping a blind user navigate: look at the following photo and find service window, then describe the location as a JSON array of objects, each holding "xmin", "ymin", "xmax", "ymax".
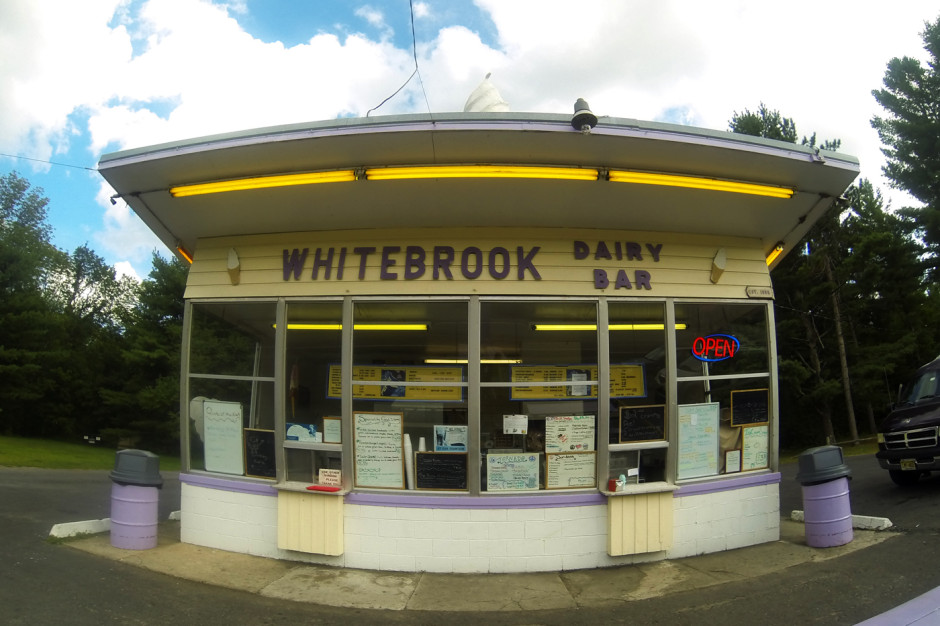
[
  {"xmin": 480, "ymin": 300, "xmax": 599, "ymax": 492},
  {"xmin": 186, "ymin": 301, "xmax": 276, "ymax": 478},
  {"xmin": 674, "ymin": 302, "xmax": 771, "ymax": 478},
  {"xmin": 282, "ymin": 301, "xmax": 343, "ymax": 483},
  {"xmin": 350, "ymin": 301, "xmax": 469, "ymax": 491},
  {"xmin": 607, "ymin": 301, "xmax": 668, "ymax": 487}
]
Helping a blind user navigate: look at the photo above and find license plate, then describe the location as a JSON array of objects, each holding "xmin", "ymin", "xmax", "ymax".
[{"xmin": 901, "ymin": 459, "xmax": 917, "ymax": 471}]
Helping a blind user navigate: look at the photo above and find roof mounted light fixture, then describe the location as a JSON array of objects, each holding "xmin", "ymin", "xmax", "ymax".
[
  {"xmin": 765, "ymin": 242, "xmax": 785, "ymax": 266},
  {"xmin": 572, "ymin": 98, "xmax": 598, "ymax": 134},
  {"xmin": 608, "ymin": 170, "xmax": 793, "ymax": 199},
  {"xmin": 364, "ymin": 165, "xmax": 599, "ymax": 181},
  {"xmin": 169, "ymin": 170, "xmax": 356, "ymax": 197}
]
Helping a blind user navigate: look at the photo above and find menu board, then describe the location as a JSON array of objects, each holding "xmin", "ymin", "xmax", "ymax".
[
  {"xmin": 203, "ymin": 400, "xmax": 244, "ymax": 475},
  {"xmin": 244, "ymin": 428, "xmax": 276, "ymax": 479},
  {"xmin": 731, "ymin": 389, "xmax": 769, "ymax": 426},
  {"xmin": 546, "ymin": 452, "xmax": 596, "ymax": 489},
  {"xmin": 486, "ymin": 453, "xmax": 540, "ymax": 491},
  {"xmin": 677, "ymin": 402, "xmax": 719, "ymax": 480},
  {"xmin": 620, "ymin": 405, "xmax": 666, "ymax": 443},
  {"xmin": 353, "ymin": 412, "xmax": 404, "ymax": 488},
  {"xmin": 741, "ymin": 424, "xmax": 769, "ymax": 471},
  {"xmin": 415, "ymin": 452, "xmax": 468, "ymax": 490},
  {"xmin": 509, "ymin": 364, "xmax": 645, "ymax": 400},
  {"xmin": 545, "ymin": 415, "xmax": 596, "ymax": 452},
  {"xmin": 323, "ymin": 417, "xmax": 342, "ymax": 444},
  {"xmin": 329, "ymin": 365, "xmax": 463, "ymax": 401}
]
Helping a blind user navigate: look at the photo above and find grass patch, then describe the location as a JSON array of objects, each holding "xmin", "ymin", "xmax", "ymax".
[
  {"xmin": 0, "ymin": 435, "xmax": 180, "ymax": 471},
  {"xmin": 780, "ymin": 438, "xmax": 879, "ymax": 464}
]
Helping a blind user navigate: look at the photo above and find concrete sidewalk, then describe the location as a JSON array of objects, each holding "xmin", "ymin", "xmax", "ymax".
[{"xmin": 65, "ymin": 519, "xmax": 894, "ymax": 613}]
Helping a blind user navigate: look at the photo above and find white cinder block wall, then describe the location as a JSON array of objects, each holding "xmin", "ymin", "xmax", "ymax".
[
  {"xmin": 180, "ymin": 479, "xmax": 780, "ymax": 572},
  {"xmin": 669, "ymin": 483, "xmax": 780, "ymax": 559}
]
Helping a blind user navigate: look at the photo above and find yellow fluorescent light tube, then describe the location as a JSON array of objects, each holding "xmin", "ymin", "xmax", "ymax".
[
  {"xmin": 279, "ymin": 323, "xmax": 428, "ymax": 331},
  {"xmin": 533, "ymin": 323, "xmax": 687, "ymax": 331},
  {"xmin": 365, "ymin": 165, "xmax": 599, "ymax": 181},
  {"xmin": 170, "ymin": 170, "xmax": 356, "ymax": 197},
  {"xmin": 608, "ymin": 171, "xmax": 793, "ymax": 198}
]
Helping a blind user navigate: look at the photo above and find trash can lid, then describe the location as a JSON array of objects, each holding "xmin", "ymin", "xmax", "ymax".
[
  {"xmin": 110, "ymin": 449, "xmax": 163, "ymax": 487},
  {"xmin": 796, "ymin": 445, "xmax": 851, "ymax": 485}
]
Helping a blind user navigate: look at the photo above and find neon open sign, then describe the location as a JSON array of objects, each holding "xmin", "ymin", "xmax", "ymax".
[{"xmin": 692, "ymin": 334, "xmax": 740, "ymax": 362}]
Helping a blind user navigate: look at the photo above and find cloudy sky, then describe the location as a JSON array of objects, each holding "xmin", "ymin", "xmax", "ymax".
[{"xmin": 1, "ymin": 0, "xmax": 937, "ymax": 279}]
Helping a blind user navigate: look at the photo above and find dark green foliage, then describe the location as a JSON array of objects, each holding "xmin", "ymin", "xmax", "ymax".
[
  {"xmin": 872, "ymin": 16, "xmax": 940, "ymax": 272},
  {"xmin": 0, "ymin": 171, "xmax": 187, "ymax": 452},
  {"xmin": 99, "ymin": 253, "xmax": 188, "ymax": 453}
]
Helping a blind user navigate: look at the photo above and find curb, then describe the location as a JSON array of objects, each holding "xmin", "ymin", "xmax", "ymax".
[{"xmin": 789, "ymin": 510, "xmax": 893, "ymax": 531}]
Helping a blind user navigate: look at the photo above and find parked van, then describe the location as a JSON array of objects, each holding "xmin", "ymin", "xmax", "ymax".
[{"xmin": 876, "ymin": 356, "xmax": 940, "ymax": 486}]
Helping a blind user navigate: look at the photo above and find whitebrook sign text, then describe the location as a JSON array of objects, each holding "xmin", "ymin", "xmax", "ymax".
[{"xmin": 282, "ymin": 240, "xmax": 662, "ymax": 290}]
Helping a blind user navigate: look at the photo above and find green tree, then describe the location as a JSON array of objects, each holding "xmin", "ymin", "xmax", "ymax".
[
  {"xmin": 0, "ymin": 172, "xmax": 68, "ymax": 436},
  {"xmin": 871, "ymin": 15, "xmax": 940, "ymax": 267},
  {"xmin": 42, "ymin": 245, "xmax": 141, "ymax": 439},
  {"xmin": 100, "ymin": 252, "xmax": 188, "ymax": 451}
]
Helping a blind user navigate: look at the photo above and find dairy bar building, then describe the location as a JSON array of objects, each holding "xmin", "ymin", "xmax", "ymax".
[{"xmin": 97, "ymin": 110, "xmax": 858, "ymax": 573}]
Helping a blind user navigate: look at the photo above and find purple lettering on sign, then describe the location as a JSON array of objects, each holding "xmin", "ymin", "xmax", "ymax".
[
  {"xmin": 461, "ymin": 247, "xmax": 483, "ymax": 279},
  {"xmin": 615, "ymin": 269, "xmax": 632, "ymax": 289},
  {"xmin": 594, "ymin": 269, "xmax": 609, "ymax": 289},
  {"xmin": 337, "ymin": 247, "xmax": 347, "ymax": 279},
  {"xmin": 283, "ymin": 248, "xmax": 308, "ymax": 280},
  {"xmin": 517, "ymin": 247, "xmax": 541, "ymax": 280},
  {"xmin": 635, "ymin": 270, "xmax": 652, "ymax": 290},
  {"xmin": 573, "ymin": 241, "xmax": 589, "ymax": 260},
  {"xmin": 433, "ymin": 246, "xmax": 455, "ymax": 280},
  {"xmin": 626, "ymin": 242, "xmax": 643, "ymax": 261},
  {"xmin": 312, "ymin": 247, "xmax": 334, "ymax": 280},
  {"xmin": 645, "ymin": 243, "xmax": 663, "ymax": 262},
  {"xmin": 354, "ymin": 247, "xmax": 375, "ymax": 280},
  {"xmin": 405, "ymin": 246, "xmax": 426, "ymax": 279},
  {"xmin": 489, "ymin": 247, "xmax": 510, "ymax": 279},
  {"xmin": 380, "ymin": 246, "xmax": 400, "ymax": 279},
  {"xmin": 594, "ymin": 241, "xmax": 612, "ymax": 260}
]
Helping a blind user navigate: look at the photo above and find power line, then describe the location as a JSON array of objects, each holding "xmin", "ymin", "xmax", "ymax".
[
  {"xmin": 0, "ymin": 152, "xmax": 96, "ymax": 172},
  {"xmin": 366, "ymin": 0, "xmax": 431, "ymax": 117}
]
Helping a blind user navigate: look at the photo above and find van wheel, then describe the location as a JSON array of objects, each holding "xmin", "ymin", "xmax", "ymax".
[{"xmin": 889, "ymin": 470, "xmax": 921, "ymax": 486}]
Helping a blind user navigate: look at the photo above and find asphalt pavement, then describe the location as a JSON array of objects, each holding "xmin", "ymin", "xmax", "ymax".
[{"xmin": 3, "ymin": 456, "xmax": 940, "ymax": 624}]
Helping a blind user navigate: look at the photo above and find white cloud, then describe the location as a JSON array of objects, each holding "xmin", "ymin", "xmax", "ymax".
[
  {"xmin": 3, "ymin": 0, "xmax": 939, "ymax": 277},
  {"xmin": 114, "ymin": 261, "xmax": 142, "ymax": 282}
]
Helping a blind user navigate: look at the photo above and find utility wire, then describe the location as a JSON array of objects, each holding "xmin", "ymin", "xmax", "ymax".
[
  {"xmin": 367, "ymin": 0, "xmax": 431, "ymax": 117},
  {"xmin": 1, "ymin": 152, "xmax": 96, "ymax": 172}
]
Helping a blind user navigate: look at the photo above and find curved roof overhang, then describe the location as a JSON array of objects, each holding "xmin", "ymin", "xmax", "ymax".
[{"xmin": 97, "ymin": 112, "xmax": 859, "ymax": 269}]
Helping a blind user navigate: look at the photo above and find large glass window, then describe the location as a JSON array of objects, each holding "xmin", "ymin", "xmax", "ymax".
[
  {"xmin": 183, "ymin": 297, "xmax": 775, "ymax": 489},
  {"xmin": 607, "ymin": 301, "xmax": 669, "ymax": 487},
  {"xmin": 674, "ymin": 303, "xmax": 771, "ymax": 478},
  {"xmin": 283, "ymin": 301, "xmax": 343, "ymax": 483},
  {"xmin": 186, "ymin": 302, "xmax": 276, "ymax": 477},
  {"xmin": 351, "ymin": 301, "xmax": 469, "ymax": 491},
  {"xmin": 481, "ymin": 301, "xmax": 598, "ymax": 492}
]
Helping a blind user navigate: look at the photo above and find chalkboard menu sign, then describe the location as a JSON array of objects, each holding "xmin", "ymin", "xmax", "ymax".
[
  {"xmin": 620, "ymin": 405, "xmax": 667, "ymax": 443},
  {"xmin": 414, "ymin": 452, "xmax": 468, "ymax": 490},
  {"xmin": 731, "ymin": 389, "xmax": 769, "ymax": 426},
  {"xmin": 244, "ymin": 428, "xmax": 276, "ymax": 479}
]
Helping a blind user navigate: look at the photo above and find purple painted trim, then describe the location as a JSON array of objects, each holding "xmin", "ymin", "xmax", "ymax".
[
  {"xmin": 346, "ymin": 492, "xmax": 606, "ymax": 509},
  {"xmin": 180, "ymin": 472, "xmax": 278, "ymax": 497},
  {"xmin": 855, "ymin": 585, "xmax": 940, "ymax": 625},
  {"xmin": 674, "ymin": 472, "xmax": 780, "ymax": 498}
]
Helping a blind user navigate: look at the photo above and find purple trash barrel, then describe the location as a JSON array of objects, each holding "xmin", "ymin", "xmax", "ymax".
[
  {"xmin": 796, "ymin": 445, "xmax": 853, "ymax": 548},
  {"xmin": 801, "ymin": 476, "xmax": 853, "ymax": 547},
  {"xmin": 109, "ymin": 449, "xmax": 163, "ymax": 550},
  {"xmin": 110, "ymin": 483, "xmax": 159, "ymax": 549}
]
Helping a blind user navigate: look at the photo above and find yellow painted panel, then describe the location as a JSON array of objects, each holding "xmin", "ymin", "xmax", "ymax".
[
  {"xmin": 184, "ymin": 227, "xmax": 771, "ymax": 300},
  {"xmin": 607, "ymin": 491, "xmax": 674, "ymax": 556},
  {"xmin": 277, "ymin": 490, "xmax": 344, "ymax": 555}
]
